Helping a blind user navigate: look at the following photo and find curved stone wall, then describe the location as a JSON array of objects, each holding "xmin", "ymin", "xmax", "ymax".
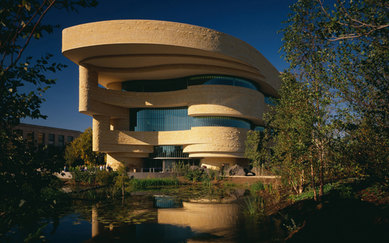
[{"xmin": 62, "ymin": 20, "xmax": 280, "ymax": 169}]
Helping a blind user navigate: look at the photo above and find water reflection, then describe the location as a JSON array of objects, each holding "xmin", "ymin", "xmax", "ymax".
[
  {"xmin": 87, "ymin": 197, "xmax": 241, "ymax": 242},
  {"xmin": 19, "ymin": 187, "xmax": 284, "ymax": 242},
  {"xmin": 158, "ymin": 202, "xmax": 240, "ymax": 242}
]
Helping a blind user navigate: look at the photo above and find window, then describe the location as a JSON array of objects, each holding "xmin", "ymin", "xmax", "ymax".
[
  {"xmin": 130, "ymin": 107, "xmax": 190, "ymax": 131},
  {"xmin": 192, "ymin": 116, "xmax": 251, "ymax": 129},
  {"xmin": 150, "ymin": 146, "xmax": 188, "ymax": 158},
  {"xmin": 58, "ymin": 135, "xmax": 64, "ymax": 147},
  {"xmin": 37, "ymin": 133, "xmax": 45, "ymax": 145},
  {"xmin": 265, "ymin": 96, "xmax": 277, "ymax": 106},
  {"xmin": 48, "ymin": 134, "xmax": 55, "ymax": 145},
  {"xmin": 26, "ymin": 132, "xmax": 34, "ymax": 145},
  {"xmin": 130, "ymin": 107, "xmax": 252, "ymax": 131},
  {"xmin": 67, "ymin": 136, "xmax": 74, "ymax": 143},
  {"xmin": 122, "ymin": 74, "xmax": 259, "ymax": 92},
  {"xmin": 253, "ymin": 126, "xmax": 265, "ymax": 132}
]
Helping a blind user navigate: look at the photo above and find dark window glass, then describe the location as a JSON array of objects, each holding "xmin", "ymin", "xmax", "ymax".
[
  {"xmin": 27, "ymin": 132, "xmax": 34, "ymax": 145},
  {"xmin": 122, "ymin": 74, "xmax": 258, "ymax": 92},
  {"xmin": 150, "ymin": 146, "xmax": 188, "ymax": 158},
  {"xmin": 189, "ymin": 75, "xmax": 257, "ymax": 90},
  {"xmin": 202, "ymin": 76, "xmax": 234, "ymax": 86},
  {"xmin": 131, "ymin": 107, "xmax": 190, "ymax": 131},
  {"xmin": 192, "ymin": 116, "xmax": 251, "ymax": 129},
  {"xmin": 234, "ymin": 78, "xmax": 257, "ymax": 90},
  {"xmin": 48, "ymin": 134, "xmax": 55, "ymax": 145},
  {"xmin": 37, "ymin": 133, "xmax": 45, "ymax": 145},
  {"xmin": 67, "ymin": 136, "xmax": 74, "ymax": 143},
  {"xmin": 265, "ymin": 96, "xmax": 277, "ymax": 106},
  {"xmin": 130, "ymin": 107, "xmax": 251, "ymax": 131},
  {"xmin": 254, "ymin": 126, "xmax": 265, "ymax": 131},
  {"xmin": 58, "ymin": 135, "xmax": 64, "ymax": 147}
]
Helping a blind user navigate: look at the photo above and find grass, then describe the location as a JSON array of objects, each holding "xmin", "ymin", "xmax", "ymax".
[
  {"xmin": 290, "ymin": 182, "xmax": 353, "ymax": 202},
  {"xmin": 129, "ymin": 178, "xmax": 180, "ymax": 190}
]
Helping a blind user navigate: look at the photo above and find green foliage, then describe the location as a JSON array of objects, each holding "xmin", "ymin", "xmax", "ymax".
[
  {"xmin": 245, "ymin": 130, "xmax": 266, "ymax": 167},
  {"xmin": 252, "ymin": 73, "xmax": 318, "ymax": 195},
  {"xmin": 243, "ymin": 195, "xmax": 266, "ymax": 218},
  {"xmin": 258, "ymin": 0, "xmax": 389, "ymax": 200},
  {"xmin": 250, "ymin": 181, "xmax": 265, "ymax": 193},
  {"xmin": 290, "ymin": 182, "xmax": 354, "ymax": 202},
  {"xmin": 0, "ymin": 1, "xmax": 101, "ymax": 240},
  {"xmin": 128, "ymin": 178, "xmax": 180, "ymax": 190},
  {"xmin": 72, "ymin": 169, "xmax": 116, "ymax": 186},
  {"xmin": 185, "ymin": 167, "xmax": 204, "ymax": 182},
  {"xmin": 171, "ymin": 161, "xmax": 190, "ymax": 175},
  {"xmin": 64, "ymin": 128, "xmax": 104, "ymax": 166}
]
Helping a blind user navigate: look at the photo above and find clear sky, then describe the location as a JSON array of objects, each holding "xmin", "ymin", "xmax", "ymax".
[{"xmin": 22, "ymin": 0, "xmax": 291, "ymax": 131}]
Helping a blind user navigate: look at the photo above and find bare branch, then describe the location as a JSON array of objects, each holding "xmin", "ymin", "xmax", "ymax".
[{"xmin": 4, "ymin": 0, "xmax": 56, "ymax": 74}]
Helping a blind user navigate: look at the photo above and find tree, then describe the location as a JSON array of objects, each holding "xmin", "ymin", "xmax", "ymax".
[
  {"xmin": 0, "ymin": 0, "xmax": 97, "ymax": 239},
  {"xmin": 281, "ymin": 0, "xmax": 337, "ymax": 197},
  {"xmin": 319, "ymin": 0, "xmax": 389, "ymax": 184},
  {"xmin": 246, "ymin": 73, "xmax": 319, "ymax": 197},
  {"xmin": 272, "ymin": 0, "xmax": 388, "ymax": 197},
  {"xmin": 65, "ymin": 128, "xmax": 104, "ymax": 166}
]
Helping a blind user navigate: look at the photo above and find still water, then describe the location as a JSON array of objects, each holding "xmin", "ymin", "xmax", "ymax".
[{"xmin": 8, "ymin": 187, "xmax": 285, "ymax": 242}]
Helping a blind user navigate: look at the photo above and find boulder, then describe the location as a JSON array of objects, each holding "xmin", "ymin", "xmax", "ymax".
[{"xmin": 227, "ymin": 164, "xmax": 246, "ymax": 176}]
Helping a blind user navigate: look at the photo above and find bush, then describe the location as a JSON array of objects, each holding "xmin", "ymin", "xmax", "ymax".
[
  {"xmin": 185, "ymin": 168, "xmax": 204, "ymax": 182},
  {"xmin": 129, "ymin": 178, "xmax": 179, "ymax": 190},
  {"xmin": 71, "ymin": 168, "xmax": 117, "ymax": 186},
  {"xmin": 95, "ymin": 170, "xmax": 117, "ymax": 185},
  {"xmin": 251, "ymin": 181, "xmax": 265, "ymax": 193}
]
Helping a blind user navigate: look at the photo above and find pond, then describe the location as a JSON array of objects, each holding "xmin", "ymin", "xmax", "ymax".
[{"xmin": 4, "ymin": 186, "xmax": 285, "ymax": 242}]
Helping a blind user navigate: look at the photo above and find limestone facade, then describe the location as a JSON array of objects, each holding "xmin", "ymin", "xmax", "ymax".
[{"xmin": 62, "ymin": 20, "xmax": 280, "ymax": 170}]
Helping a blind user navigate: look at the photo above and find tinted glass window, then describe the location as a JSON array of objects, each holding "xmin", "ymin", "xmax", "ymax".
[
  {"xmin": 131, "ymin": 107, "xmax": 190, "ymax": 131},
  {"xmin": 150, "ymin": 146, "xmax": 188, "ymax": 158},
  {"xmin": 192, "ymin": 117, "xmax": 251, "ymax": 129},
  {"xmin": 38, "ymin": 133, "xmax": 45, "ymax": 145},
  {"xmin": 58, "ymin": 135, "xmax": 64, "ymax": 147},
  {"xmin": 130, "ymin": 107, "xmax": 251, "ymax": 131},
  {"xmin": 122, "ymin": 75, "xmax": 258, "ymax": 92},
  {"xmin": 67, "ymin": 136, "xmax": 74, "ymax": 143},
  {"xmin": 48, "ymin": 134, "xmax": 55, "ymax": 145},
  {"xmin": 265, "ymin": 96, "xmax": 277, "ymax": 106}
]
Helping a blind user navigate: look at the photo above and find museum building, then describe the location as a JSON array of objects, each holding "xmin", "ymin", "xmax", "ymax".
[{"xmin": 62, "ymin": 20, "xmax": 280, "ymax": 171}]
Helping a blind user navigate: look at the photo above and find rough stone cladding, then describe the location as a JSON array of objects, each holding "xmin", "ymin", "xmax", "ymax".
[{"xmin": 62, "ymin": 20, "xmax": 280, "ymax": 169}]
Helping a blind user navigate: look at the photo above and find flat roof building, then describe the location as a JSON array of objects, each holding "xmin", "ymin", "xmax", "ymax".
[
  {"xmin": 62, "ymin": 20, "xmax": 280, "ymax": 171},
  {"xmin": 13, "ymin": 123, "xmax": 82, "ymax": 147}
]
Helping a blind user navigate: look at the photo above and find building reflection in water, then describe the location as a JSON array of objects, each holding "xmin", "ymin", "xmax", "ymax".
[
  {"xmin": 158, "ymin": 202, "xmax": 239, "ymax": 236},
  {"xmin": 90, "ymin": 200, "xmax": 241, "ymax": 242}
]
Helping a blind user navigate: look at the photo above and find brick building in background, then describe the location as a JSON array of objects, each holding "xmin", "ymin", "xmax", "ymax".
[{"xmin": 13, "ymin": 123, "xmax": 82, "ymax": 147}]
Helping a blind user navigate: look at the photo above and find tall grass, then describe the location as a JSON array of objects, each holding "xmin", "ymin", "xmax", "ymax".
[{"xmin": 129, "ymin": 178, "xmax": 180, "ymax": 190}]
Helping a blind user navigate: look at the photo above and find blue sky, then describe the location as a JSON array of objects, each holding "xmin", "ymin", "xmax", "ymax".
[{"xmin": 22, "ymin": 0, "xmax": 291, "ymax": 131}]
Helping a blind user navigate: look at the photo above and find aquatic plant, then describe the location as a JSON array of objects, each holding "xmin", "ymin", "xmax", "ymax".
[{"xmin": 243, "ymin": 195, "xmax": 266, "ymax": 218}]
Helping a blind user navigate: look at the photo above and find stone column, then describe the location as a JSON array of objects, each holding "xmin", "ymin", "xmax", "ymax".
[
  {"xmin": 79, "ymin": 65, "xmax": 98, "ymax": 113},
  {"xmin": 92, "ymin": 115, "xmax": 110, "ymax": 152}
]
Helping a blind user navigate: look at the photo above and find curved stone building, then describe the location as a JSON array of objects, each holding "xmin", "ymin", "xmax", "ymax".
[{"xmin": 62, "ymin": 20, "xmax": 280, "ymax": 170}]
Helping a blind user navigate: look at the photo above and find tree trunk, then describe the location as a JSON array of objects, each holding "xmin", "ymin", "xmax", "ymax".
[
  {"xmin": 318, "ymin": 143, "xmax": 324, "ymax": 198},
  {"xmin": 298, "ymin": 169, "xmax": 304, "ymax": 194},
  {"xmin": 310, "ymin": 156, "xmax": 317, "ymax": 201}
]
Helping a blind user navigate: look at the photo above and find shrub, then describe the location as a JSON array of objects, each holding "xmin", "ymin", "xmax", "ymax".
[
  {"xmin": 129, "ymin": 178, "xmax": 179, "ymax": 190},
  {"xmin": 185, "ymin": 168, "xmax": 204, "ymax": 182}
]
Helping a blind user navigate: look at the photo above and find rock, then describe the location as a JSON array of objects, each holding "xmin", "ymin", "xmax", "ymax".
[
  {"xmin": 244, "ymin": 168, "xmax": 256, "ymax": 176},
  {"xmin": 227, "ymin": 164, "xmax": 246, "ymax": 176},
  {"xmin": 246, "ymin": 171, "xmax": 256, "ymax": 176}
]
